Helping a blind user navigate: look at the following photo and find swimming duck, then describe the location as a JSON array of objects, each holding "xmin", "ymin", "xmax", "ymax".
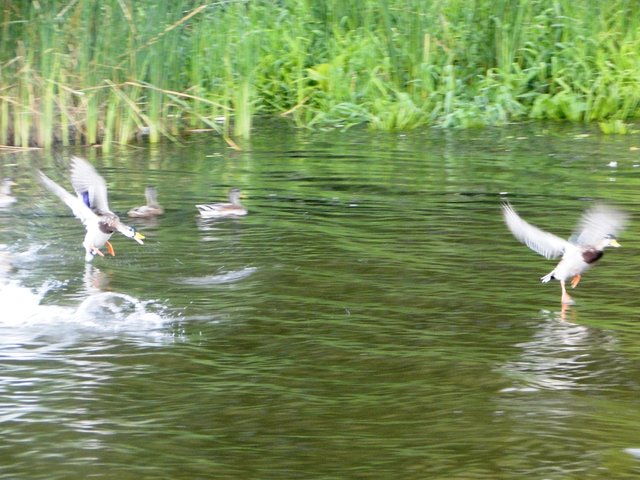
[
  {"xmin": 0, "ymin": 179, "xmax": 16, "ymax": 207},
  {"xmin": 502, "ymin": 202, "xmax": 627, "ymax": 304},
  {"xmin": 128, "ymin": 186, "xmax": 164, "ymax": 218},
  {"xmin": 196, "ymin": 188, "xmax": 247, "ymax": 217},
  {"xmin": 39, "ymin": 156, "xmax": 145, "ymax": 262}
]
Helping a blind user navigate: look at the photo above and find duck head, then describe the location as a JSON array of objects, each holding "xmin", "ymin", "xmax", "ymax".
[
  {"xmin": 116, "ymin": 224, "xmax": 145, "ymax": 244},
  {"xmin": 603, "ymin": 234, "xmax": 620, "ymax": 248}
]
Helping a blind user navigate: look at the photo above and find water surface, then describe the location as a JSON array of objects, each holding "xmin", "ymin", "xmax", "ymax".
[{"xmin": 1, "ymin": 123, "xmax": 640, "ymax": 478}]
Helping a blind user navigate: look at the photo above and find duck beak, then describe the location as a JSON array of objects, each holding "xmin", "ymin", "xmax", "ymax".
[
  {"xmin": 133, "ymin": 231, "xmax": 145, "ymax": 244},
  {"xmin": 610, "ymin": 239, "xmax": 621, "ymax": 247}
]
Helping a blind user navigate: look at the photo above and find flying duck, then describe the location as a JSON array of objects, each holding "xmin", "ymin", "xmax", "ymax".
[
  {"xmin": 39, "ymin": 156, "xmax": 145, "ymax": 262},
  {"xmin": 502, "ymin": 202, "xmax": 627, "ymax": 304}
]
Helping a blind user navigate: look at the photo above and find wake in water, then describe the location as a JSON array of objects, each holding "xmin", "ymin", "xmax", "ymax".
[
  {"xmin": 0, "ymin": 246, "xmax": 173, "ymax": 345},
  {"xmin": 177, "ymin": 266, "xmax": 257, "ymax": 286}
]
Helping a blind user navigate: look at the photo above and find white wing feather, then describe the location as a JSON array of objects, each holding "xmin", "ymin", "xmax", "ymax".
[
  {"xmin": 502, "ymin": 203, "xmax": 569, "ymax": 259},
  {"xmin": 70, "ymin": 156, "xmax": 111, "ymax": 212},
  {"xmin": 572, "ymin": 203, "xmax": 627, "ymax": 246},
  {"xmin": 39, "ymin": 171, "xmax": 98, "ymax": 226}
]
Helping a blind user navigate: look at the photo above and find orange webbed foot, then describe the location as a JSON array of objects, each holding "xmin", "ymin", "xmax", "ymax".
[
  {"xmin": 571, "ymin": 275, "xmax": 581, "ymax": 289},
  {"xmin": 91, "ymin": 246, "xmax": 105, "ymax": 257},
  {"xmin": 106, "ymin": 241, "xmax": 115, "ymax": 256}
]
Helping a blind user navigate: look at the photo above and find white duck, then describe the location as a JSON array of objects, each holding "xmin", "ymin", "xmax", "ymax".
[
  {"xmin": 39, "ymin": 156, "xmax": 145, "ymax": 262},
  {"xmin": 502, "ymin": 202, "xmax": 627, "ymax": 304}
]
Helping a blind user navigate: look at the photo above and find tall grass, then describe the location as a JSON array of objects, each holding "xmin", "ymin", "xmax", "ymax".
[{"xmin": 2, "ymin": 0, "xmax": 640, "ymax": 148}]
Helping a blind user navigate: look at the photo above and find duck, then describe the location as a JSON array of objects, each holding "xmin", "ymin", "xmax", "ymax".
[
  {"xmin": 196, "ymin": 188, "xmax": 247, "ymax": 217},
  {"xmin": 128, "ymin": 186, "xmax": 164, "ymax": 218},
  {"xmin": 0, "ymin": 178, "xmax": 17, "ymax": 207},
  {"xmin": 502, "ymin": 202, "xmax": 627, "ymax": 304},
  {"xmin": 39, "ymin": 156, "xmax": 145, "ymax": 262}
]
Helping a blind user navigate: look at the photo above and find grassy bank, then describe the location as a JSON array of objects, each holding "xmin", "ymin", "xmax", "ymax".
[{"xmin": 2, "ymin": 0, "xmax": 640, "ymax": 149}]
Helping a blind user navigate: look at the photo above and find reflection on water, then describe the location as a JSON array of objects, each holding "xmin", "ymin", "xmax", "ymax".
[
  {"xmin": 500, "ymin": 309, "xmax": 619, "ymax": 391},
  {"xmin": 494, "ymin": 308, "xmax": 640, "ymax": 477},
  {"xmin": 1, "ymin": 124, "xmax": 640, "ymax": 478}
]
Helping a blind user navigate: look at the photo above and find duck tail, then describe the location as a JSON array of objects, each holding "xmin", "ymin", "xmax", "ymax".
[{"xmin": 540, "ymin": 271, "xmax": 555, "ymax": 283}]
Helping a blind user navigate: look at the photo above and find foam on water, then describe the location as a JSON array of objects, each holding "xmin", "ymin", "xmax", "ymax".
[
  {"xmin": 178, "ymin": 266, "xmax": 257, "ymax": 286},
  {"xmin": 624, "ymin": 448, "xmax": 640, "ymax": 459},
  {"xmin": 0, "ymin": 249, "xmax": 173, "ymax": 346}
]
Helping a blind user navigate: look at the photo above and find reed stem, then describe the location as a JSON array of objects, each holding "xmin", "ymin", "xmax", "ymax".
[{"xmin": 4, "ymin": 0, "xmax": 640, "ymax": 147}]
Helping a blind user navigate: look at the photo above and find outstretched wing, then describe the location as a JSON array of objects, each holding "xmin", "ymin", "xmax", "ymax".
[
  {"xmin": 502, "ymin": 202, "xmax": 569, "ymax": 259},
  {"xmin": 39, "ymin": 171, "xmax": 98, "ymax": 227},
  {"xmin": 572, "ymin": 204, "xmax": 628, "ymax": 246},
  {"xmin": 70, "ymin": 156, "xmax": 111, "ymax": 212}
]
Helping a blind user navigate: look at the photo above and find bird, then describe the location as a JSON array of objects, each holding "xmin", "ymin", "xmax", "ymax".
[
  {"xmin": 0, "ymin": 178, "xmax": 17, "ymax": 207},
  {"xmin": 39, "ymin": 156, "xmax": 145, "ymax": 262},
  {"xmin": 502, "ymin": 202, "xmax": 627, "ymax": 304},
  {"xmin": 128, "ymin": 186, "xmax": 164, "ymax": 218},
  {"xmin": 196, "ymin": 188, "xmax": 247, "ymax": 217}
]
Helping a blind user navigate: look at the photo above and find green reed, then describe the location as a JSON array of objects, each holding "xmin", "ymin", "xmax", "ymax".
[{"xmin": 2, "ymin": 0, "xmax": 640, "ymax": 148}]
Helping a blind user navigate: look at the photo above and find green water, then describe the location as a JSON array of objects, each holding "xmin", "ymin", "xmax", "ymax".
[{"xmin": 1, "ymin": 123, "xmax": 640, "ymax": 479}]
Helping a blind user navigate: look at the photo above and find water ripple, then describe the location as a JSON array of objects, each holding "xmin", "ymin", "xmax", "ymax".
[
  {"xmin": 2, "ymin": 125, "xmax": 640, "ymax": 478},
  {"xmin": 177, "ymin": 266, "xmax": 258, "ymax": 286}
]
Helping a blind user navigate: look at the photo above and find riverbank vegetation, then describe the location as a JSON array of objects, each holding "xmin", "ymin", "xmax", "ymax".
[{"xmin": 2, "ymin": 0, "xmax": 640, "ymax": 149}]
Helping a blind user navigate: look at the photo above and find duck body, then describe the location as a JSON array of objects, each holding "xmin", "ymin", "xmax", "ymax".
[
  {"xmin": 502, "ymin": 202, "xmax": 627, "ymax": 304},
  {"xmin": 128, "ymin": 186, "xmax": 164, "ymax": 218},
  {"xmin": 540, "ymin": 243, "xmax": 603, "ymax": 283},
  {"xmin": 39, "ymin": 156, "xmax": 145, "ymax": 262},
  {"xmin": 82, "ymin": 211, "xmax": 128, "ymax": 260},
  {"xmin": 196, "ymin": 188, "xmax": 247, "ymax": 218}
]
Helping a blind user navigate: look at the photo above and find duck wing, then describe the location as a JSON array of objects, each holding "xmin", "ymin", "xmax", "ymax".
[
  {"xmin": 502, "ymin": 202, "xmax": 569, "ymax": 259},
  {"xmin": 39, "ymin": 171, "xmax": 98, "ymax": 227},
  {"xmin": 70, "ymin": 156, "xmax": 111, "ymax": 212},
  {"xmin": 572, "ymin": 204, "xmax": 628, "ymax": 246}
]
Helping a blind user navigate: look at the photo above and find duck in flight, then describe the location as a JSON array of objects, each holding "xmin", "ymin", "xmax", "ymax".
[
  {"xmin": 39, "ymin": 156, "xmax": 145, "ymax": 262},
  {"xmin": 502, "ymin": 202, "xmax": 627, "ymax": 304}
]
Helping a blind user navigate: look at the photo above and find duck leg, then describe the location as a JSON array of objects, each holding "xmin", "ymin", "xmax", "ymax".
[
  {"xmin": 90, "ymin": 246, "xmax": 105, "ymax": 257},
  {"xmin": 106, "ymin": 241, "xmax": 115, "ymax": 256},
  {"xmin": 571, "ymin": 274, "xmax": 581, "ymax": 288},
  {"xmin": 560, "ymin": 279, "xmax": 575, "ymax": 305}
]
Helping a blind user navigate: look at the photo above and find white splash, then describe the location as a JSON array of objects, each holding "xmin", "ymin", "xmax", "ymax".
[
  {"xmin": 0, "ymin": 249, "xmax": 172, "ymax": 346},
  {"xmin": 624, "ymin": 448, "xmax": 640, "ymax": 459},
  {"xmin": 75, "ymin": 292, "xmax": 166, "ymax": 331},
  {"xmin": 179, "ymin": 266, "xmax": 257, "ymax": 286}
]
